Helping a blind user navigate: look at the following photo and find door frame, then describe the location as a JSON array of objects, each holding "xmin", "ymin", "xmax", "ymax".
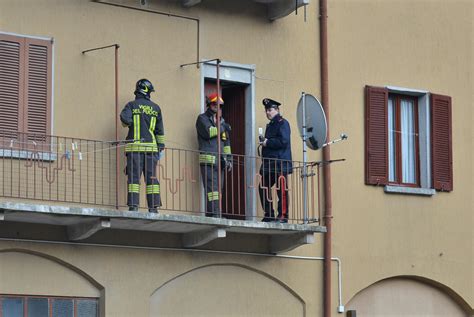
[{"xmin": 201, "ymin": 60, "xmax": 257, "ymax": 220}]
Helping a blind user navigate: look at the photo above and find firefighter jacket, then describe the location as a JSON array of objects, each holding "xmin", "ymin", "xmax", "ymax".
[
  {"xmin": 196, "ymin": 108, "xmax": 232, "ymax": 165},
  {"xmin": 120, "ymin": 96, "xmax": 165, "ymax": 152},
  {"xmin": 261, "ymin": 113, "xmax": 293, "ymax": 174}
]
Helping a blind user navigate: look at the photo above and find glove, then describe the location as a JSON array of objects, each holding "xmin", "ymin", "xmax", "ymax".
[
  {"xmin": 220, "ymin": 121, "xmax": 231, "ymax": 132},
  {"xmin": 225, "ymin": 159, "xmax": 233, "ymax": 172},
  {"xmin": 158, "ymin": 149, "xmax": 165, "ymax": 160}
]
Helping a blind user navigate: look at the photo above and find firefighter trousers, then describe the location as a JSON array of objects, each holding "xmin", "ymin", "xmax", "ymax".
[
  {"xmin": 258, "ymin": 171, "xmax": 289, "ymax": 220},
  {"xmin": 126, "ymin": 152, "xmax": 161, "ymax": 208},
  {"xmin": 200, "ymin": 163, "xmax": 224, "ymax": 217}
]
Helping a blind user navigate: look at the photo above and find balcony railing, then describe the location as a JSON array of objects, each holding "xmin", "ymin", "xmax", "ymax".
[{"xmin": 0, "ymin": 131, "xmax": 334, "ymax": 224}]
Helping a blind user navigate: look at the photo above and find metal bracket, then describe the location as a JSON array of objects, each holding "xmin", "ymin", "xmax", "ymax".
[
  {"xmin": 182, "ymin": 228, "xmax": 226, "ymax": 248},
  {"xmin": 67, "ymin": 218, "xmax": 111, "ymax": 241}
]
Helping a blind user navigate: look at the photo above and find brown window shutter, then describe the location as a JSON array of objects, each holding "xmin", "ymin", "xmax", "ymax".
[
  {"xmin": 0, "ymin": 33, "xmax": 26, "ymax": 140},
  {"xmin": 24, "ymin": 37, "xmax": 52, "ymax": 143},
  {"xmin": 430, "ymin": 93, "xmax": 453, "ymax": 191},
  {"xmin": 365, "ymin": 85, "xmax": 388, "ymax": 185}
]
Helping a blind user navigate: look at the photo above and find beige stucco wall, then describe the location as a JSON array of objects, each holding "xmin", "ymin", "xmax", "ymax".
[
  {"xmin": 346, "ymin": 278, "xmax": 468, "ymax": 316},
  {"xmin": 0, "ymin": 0, "xmax": 472, "ymax": 316},
  {"xmin": 0, "ymin": 250, "xmax": 101, "ymax": 297},
  {"xmin": 151, "ymin": 264, "xmax": 305, "ymax": 316},
  {"xmin": 0, "ymin": 242, "xmax": 323, "ymax": 317},
  {"xmin": 328, "ymin": 0, "xmax": 473, "ymax": 313}
]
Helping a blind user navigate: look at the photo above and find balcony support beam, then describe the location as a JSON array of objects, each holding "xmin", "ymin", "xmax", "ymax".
[
  {"xmin": 270, "ymin": 232, "xmax": 314, "ymax": 254},
  {"xmin": 183, "ymin": 228, "xmax": 226, "ymax": 248},
  {"xmin": 67, "ymin": 218, "xmax": 111, "ymax": 241}
]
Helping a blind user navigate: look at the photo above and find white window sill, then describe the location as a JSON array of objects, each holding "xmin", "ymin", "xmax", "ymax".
[
  {"xmin": 384, "ymin": 185, "xmax": 435, "ymax": 196},
  {"xmin": 0, "ymin": 149, "xmax": 57, "ymax": 162}
]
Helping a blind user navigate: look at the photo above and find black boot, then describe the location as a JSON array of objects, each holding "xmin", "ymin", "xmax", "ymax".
[
  {"xmin": 148, "ymin": 208, "xmax": 158, "ymax": 213},
  {"xmin": 261, "ymin": 215, "xmax": 275, "ymax": 222},
  {"xmin": 129, "ymin": 206, "xmax": 138, "ymax": 212}
]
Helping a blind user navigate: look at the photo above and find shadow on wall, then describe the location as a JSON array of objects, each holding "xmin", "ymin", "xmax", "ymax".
[
  {"xmin": 346, "ymin": 276, "xmax": 472, "ymax": 317},
  {"xmin": 151, "ymin": 263, "xmax": 306, "ymax": 317}
]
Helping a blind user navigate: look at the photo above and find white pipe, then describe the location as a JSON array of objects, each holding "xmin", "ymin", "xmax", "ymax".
[{"xmin": 0, "ymin": 237, "xmax": 344, "ymax": 312}]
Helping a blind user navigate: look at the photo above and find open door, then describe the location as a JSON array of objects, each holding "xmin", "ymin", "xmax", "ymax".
[
  {"xmin": 222, "ymin": 85, "xmax": 247, "ymax": 219},
  {"xmin": 204, "ymin": 79, "xmax": 247, "ymax": 219}
]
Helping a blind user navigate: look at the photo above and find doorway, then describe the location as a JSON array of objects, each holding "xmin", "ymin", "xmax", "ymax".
[
  {"xmin": 201, "ymin": 61, "xmax": 257, "ymax": 220},
  {"xmin": 204, "ymin": 79, "xmax": 247, "ymax": 219}
]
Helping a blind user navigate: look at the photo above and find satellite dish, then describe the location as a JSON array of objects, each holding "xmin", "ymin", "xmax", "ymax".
[{"xmin": 297, "ymin": 94, "xmax": 327, "ymax": 150}]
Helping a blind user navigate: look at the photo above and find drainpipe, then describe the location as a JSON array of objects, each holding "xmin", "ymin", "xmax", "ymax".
[{"xmin": 319, "ymin": 0, "xmax": 333, "ymax": 316}]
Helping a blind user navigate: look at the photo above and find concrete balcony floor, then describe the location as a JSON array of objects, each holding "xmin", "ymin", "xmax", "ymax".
[{"xmin": 0, "ymin": 202, "xmax": 325, "ymax": 254}]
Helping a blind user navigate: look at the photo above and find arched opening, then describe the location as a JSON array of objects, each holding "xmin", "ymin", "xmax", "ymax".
[
  {"xmin": 346, "ymin": 276, "xmax": 471, "ymax": 316},
  {"xmin": 151, "ymin": 263, "xmax": 306, "ymax": 317}
]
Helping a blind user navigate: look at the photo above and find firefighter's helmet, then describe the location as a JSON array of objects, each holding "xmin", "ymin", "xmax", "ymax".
[
  {"xmin": 135, "ymin": 79, "xmax": 155, "ymax": 98},
  {"xmin": 206, "ymin": 93, "xmax": 224, "ymax": 107}
]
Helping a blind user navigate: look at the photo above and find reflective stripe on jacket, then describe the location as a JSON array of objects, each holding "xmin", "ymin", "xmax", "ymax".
[
  {"xmin": 120, "ymin": 96, "xmax": 165, "ymax": 152},
  {"xmin": 196, "ymin": 109, "xmax": 231, "ymax": 164}
]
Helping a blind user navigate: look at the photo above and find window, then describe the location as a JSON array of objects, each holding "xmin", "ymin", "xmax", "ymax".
[
  {"xmin": 0, "ymin": 32, "xmax": 52, "ymax": 148},
  {"xmin": 0, "ymin": 295, "xmax": 98, "ymax": 317},
  {"xmin": 365, "ymin": 86, "xmax": 453, "ymax": 193},
  {"xmin": 387, "ymin": 94, "xmax": 419, "ymax": 186}
]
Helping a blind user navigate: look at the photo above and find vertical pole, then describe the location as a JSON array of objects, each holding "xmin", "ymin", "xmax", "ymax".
[
  {"xmin": 301, "ymin": 92, "xmax": 308, "ymax": 224},
  {"xmin": 216, "ymin": 60, "xmax": 222, "ymax": 217},
  {"xmin": 115, "ymin": 45, "xmax": 119, "ymax": 209}
]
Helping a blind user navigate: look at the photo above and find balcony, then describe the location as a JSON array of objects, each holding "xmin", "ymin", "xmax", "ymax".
[
  {"xmin": 181, "ymin": 0, "xmax": 310, "ymax": 20},
  {"xmin": 0, "ymin": 131, "xmax": 327, "ymax": 254}
]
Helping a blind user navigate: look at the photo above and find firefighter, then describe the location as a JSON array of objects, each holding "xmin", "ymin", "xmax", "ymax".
[
  {"xmin": 259, "ymin": 98, "xmax": 293, "ymax": 223},
  {"xmin": 120, "ymin": 79, "xmax": 165, "ymax": 213},
  {"xmin": 196, "ymin": 93, "xmax": 232, "ymax": 217}
]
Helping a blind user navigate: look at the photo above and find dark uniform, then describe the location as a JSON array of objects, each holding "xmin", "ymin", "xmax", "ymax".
[
  {"xmin": 259, "ymin": 98, "xmax": 292, "ymax": 222},
  {"xmin": 120, "ymin": 79, "xmax": 165, "ymax": 212},
  {"xmin": 196, "ymin": 94, "xmax": 232, "ymax": 217}
]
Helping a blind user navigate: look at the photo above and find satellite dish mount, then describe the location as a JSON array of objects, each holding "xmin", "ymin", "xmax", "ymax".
[{"xmin": 296, "ymin": 92, "xmax": 348, "ymax": 224}]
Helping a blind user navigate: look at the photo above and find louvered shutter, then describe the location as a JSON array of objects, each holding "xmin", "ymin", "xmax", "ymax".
[
  {"xmin": 365, "ymin": 86, "xmax": 388, "ymax": 185},
  {"xmin": 431, "ymin": 94, "xmax": 453, "ymax": 191},
  {"xmin": 0, "ymin": 34, "xmax": 25, "ymax": 141},
  {"xmin": 24, "ymin": 37, "xmax": 52, "ymax": 145}
]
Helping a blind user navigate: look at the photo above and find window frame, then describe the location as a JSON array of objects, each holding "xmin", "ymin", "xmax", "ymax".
[
  {"xmin": 365, "ymin": 85, "xmax": 453, "ymax": 196},
  {"xmin": 387, "ymin": 93, "xmax": 420, "ymax": 187},
  {"xmin": 0, "ymin": 294, "xmax": 98, "ymax": 317}
]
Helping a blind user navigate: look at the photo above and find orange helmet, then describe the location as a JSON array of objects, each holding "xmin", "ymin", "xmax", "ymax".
[{"xmin": 206, "ymin": 93, "xmax": 224, "ymax": 106}]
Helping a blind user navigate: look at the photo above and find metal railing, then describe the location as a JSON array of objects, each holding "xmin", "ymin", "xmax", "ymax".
[{"xmin": 0, "ymin": 131, "xmax": 333, "ymax": 224}]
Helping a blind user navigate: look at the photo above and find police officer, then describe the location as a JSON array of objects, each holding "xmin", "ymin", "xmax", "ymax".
[
  {"xmin": 120, "ymin": 79, "xmax": 165, "ymax": 213},
  {"xmin": 259, "ymin": 98, "xmax": 292, "ymax": 223},
  {"xmin": 196, "ymin": 93, "xmax": 232, "ymax": 217}
]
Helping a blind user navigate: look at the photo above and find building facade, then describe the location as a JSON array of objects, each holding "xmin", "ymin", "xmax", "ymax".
[{"xmin": 0, "ymin": 0, "xmax": 472, "ymax": 316}]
